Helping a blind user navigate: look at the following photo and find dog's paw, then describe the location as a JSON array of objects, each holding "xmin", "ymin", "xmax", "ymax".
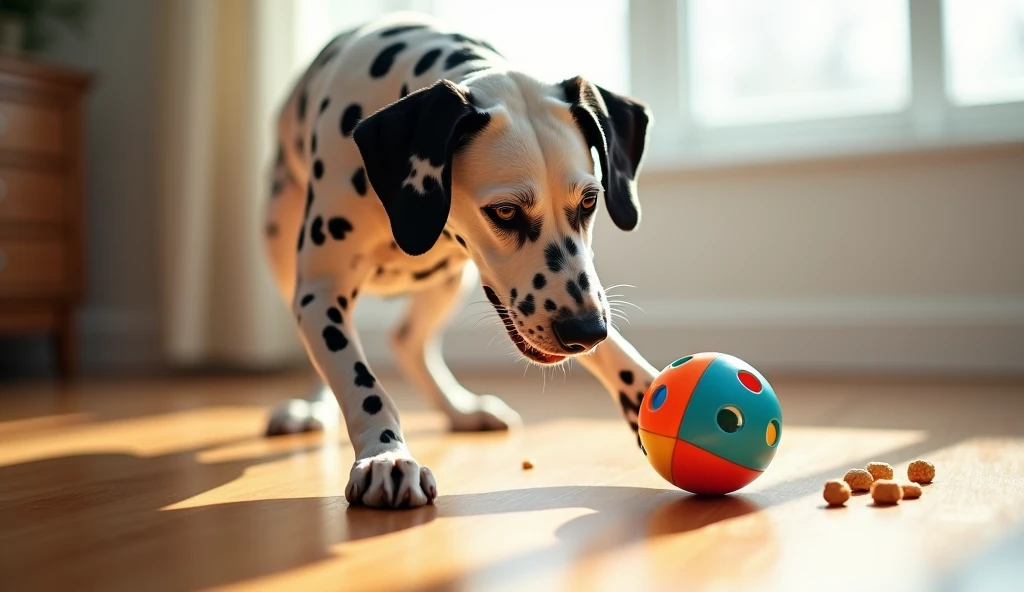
[
  {"xmin": 265, "ymin": 397, "xmax": 338, "ymax": 436},
  {"xmin": 448, "ymin": 394, "xmax": 522, "ymax": 432},
  {"xmin": 345, "ymin": 450, "xmax": 437, "ymax": 509}
]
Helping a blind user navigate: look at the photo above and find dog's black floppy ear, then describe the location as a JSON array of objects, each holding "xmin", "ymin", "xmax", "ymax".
[
  {"xmin": 353, "ymin": 80, "xmax": 490, "ymax": 255},
  {"xmin": 559, "ymin": 77, "xmax": 651, "ymax": 231}
]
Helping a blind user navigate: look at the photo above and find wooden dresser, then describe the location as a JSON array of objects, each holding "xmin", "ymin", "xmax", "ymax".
[{"xmin": 0, "ymin": 57, "xmax": 91, "ymax": 378}]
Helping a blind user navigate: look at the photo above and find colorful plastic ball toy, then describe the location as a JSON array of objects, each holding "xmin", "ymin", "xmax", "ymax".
[{"xmin": 638, "ymin": 352, "xmax": 782, "ymax": 495}]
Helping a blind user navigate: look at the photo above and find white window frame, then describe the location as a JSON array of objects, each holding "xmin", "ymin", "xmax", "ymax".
[{"xmin": 630, "ymin": 0, "xmax": 1024, "ymax": 172}]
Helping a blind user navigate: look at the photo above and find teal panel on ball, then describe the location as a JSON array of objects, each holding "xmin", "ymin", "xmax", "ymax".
[{"xmin": 677, "ymin": 354, "xmax": 782, "ymax": 471}]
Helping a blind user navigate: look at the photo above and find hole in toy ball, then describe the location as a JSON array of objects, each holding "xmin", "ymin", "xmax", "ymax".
[
  {"xmin": 670, "ymin": 355, "xmax": 693, "ymax": 368},
  {"xmin": 650, "ymin": 384, "xmax": 668, "ymax": 411},
  {"xmin": 716, "ymin": 405, "xmax": 743, "ymax": 433},
  {"xmin": 737, "ymin": 370, "xmax": 762, "ymax": 393},
  {"xmin": 767, "ymin": 419, "xmax": 780, "ymax": 446}
]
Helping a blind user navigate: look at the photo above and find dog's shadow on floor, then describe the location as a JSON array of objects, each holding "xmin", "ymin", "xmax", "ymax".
[{"xmin": 0, "ymin": 436, "xmax": 762, "ymax": 592}]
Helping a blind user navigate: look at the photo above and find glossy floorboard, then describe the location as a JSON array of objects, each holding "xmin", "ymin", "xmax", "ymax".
[{"xmin": 1, "ymin": 371, "xmax": 1022, "ymax": 592}]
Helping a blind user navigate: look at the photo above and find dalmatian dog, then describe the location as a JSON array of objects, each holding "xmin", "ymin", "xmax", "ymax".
[{"xmin": 263, "ymin": 12, "xmax": 659, "ymax": 509}]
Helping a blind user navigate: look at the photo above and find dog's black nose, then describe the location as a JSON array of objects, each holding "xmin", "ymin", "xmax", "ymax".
[{"xmin": 551, "ymin": 315, "xmax": 608, "ymax": 352}]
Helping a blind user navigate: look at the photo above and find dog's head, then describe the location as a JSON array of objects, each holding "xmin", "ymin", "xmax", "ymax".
[{"xmin": 353, "ymin": 71, "xmax": 651, "ymax": 364}]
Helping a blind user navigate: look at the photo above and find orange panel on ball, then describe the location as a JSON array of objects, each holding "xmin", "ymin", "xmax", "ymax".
[
  {"xmin": 670, "ymin": 439, "xmax": 763, "ymax": 495},
  {"xmin": 637, "ymin": 352, "xmax": 719, "ymax": 439},
  {"xmin": 638, "ymin": 429, "xmax": 677, "ymax": 484}
]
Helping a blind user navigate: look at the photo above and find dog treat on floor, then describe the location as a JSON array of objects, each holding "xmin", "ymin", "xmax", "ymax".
[
  {"xmin": 844, "ymin": 468, "xmax": 874, "ymax": 492},
  {"xmin": 870, "ymin": 479, "xmax": 903, "ymax": 504},
  {"xmin": 901, "ymin": 483, "xmax": 923, "ymax": 499},
  {"xmin": 522, "ymin": 459, "xmax": 535, "ymax": 470},
  {"xmin": 866, "ymin": 461, "xmax": 894, "ymax": 481},
  {"xmin": 823, "ymin": 479, "xmax": 852, "ymax": 506},
  {"xmin": 907, "ymin": 460, "xmax": 935, "ymax": 484}
]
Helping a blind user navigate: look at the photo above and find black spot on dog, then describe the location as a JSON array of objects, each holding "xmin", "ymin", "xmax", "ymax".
[
  {"xmin": 536, "ymin": 325, "xmax": 545, "ymax": 332},
  {"xmin": 620, "ymin": 370, "xmax": 634, "ymax": 385},
  {"xmin": 300, "ymin": 294, "xmax": 315, "ymax": 307},
  {"xmin": 579, "ymin": 272, "xmax": 590, "ymax": 291},
  {"xmin": 544, "ymin": 299, "xmax": 557, "ymax": 312},
  {"xmin": 297, "ymin": 90, "xmax": 308, "ymax": 121},
  {"xmin": 564, "ymin": 236, "xmax": 579, "ymax": 256},
  {"xmin": 517, "ymin": 294, "xmax": 536, "ymax": 317},
  {"xmin": 447, "ymin": 33, "xmax": 502, "ymax": 55},
  {"xmin": 311, "ymin": 134, "xmax": 318, "ymax": 154},
  {"xmin": 566, "ymin": 280, "xmax": 583, "ymax": 305},
  {"xmin": 412, "ymin": 258, "xmax": 449, "ymax": 281},
  {"xmin": 354, "ymin": 361, "xmax": 376, "ymax": 388},
  {"xmin": 533, "ymin": 273, "xmax": 547, "ymax": 290},
  {"xmin": 352, "ymin": 288, "xmax": 359, "ymax": 300},
  {"xmin": 351, "ymin": 167, "xmax": 367, "ymax": 196},
  {"xmin": 559, "ymin": 306, "xmax": 573, "ymax": 317},
  {"xmin": 376, "ymin": 266, "xmax": 385, "ymax": 277},
  {"xmin": 370, "ymin": 42, "xmax": 406, "ymax": 78},
  {"xmin": 455, "ymin": 235, "xmax": 467, "ymax": 248},
  {"xmin": 528, "ymin": 329, "xmax": 534, "ymax": 335},
  {"xmin": 328, "ymin": 217, "xmax": 353, "ymax": 241},
  {"xmin": 297, "ymin": 226, "xmax": 305, "ymax": 251},
  {"xmin": 327, "ymin": 307, "xmax": 343, "ymax": 324},
  {"xmin": 400, "ymin": 83, "xmax": 409, "ymax": 98},
  {"xmin": 265, "ymin": 222, "xmax": 278, "ymax": 237},
  {"xmin": 545, "ymin": 243, "xmax": 565, "ymax": 272},
  {"xmin": 445, "ymin": 47, "xmax": 483, "ymax": 70},
  {"xmin": 379, "ymin": 429, "xmax": 402, "ymax": 444},
  {"xmin": 319, "ymin": 97, "xmax": 330, "ymax": 114},
  {"xmin": 414, "ymin": 48, "xmax": 442, "ymax": 75},
  {"xmin": 340, "ymin": 104, "xmax": 362, "ymax": 136},
  {"xmin": 510, "ymin": 288, "xmax": 518, "ymax": 304},
  {"xmin": 629, "ymin": 420, "xmax": 640, "ymax": 433},
  {"xmin": 310, "ymin": 216, "xmax": 326, "ymax": 245},
  {"xmin": 442, "ymin": 229, "xmax": 452, "ymax": 240},
  {"xmin": 323, "ymin": 326, "xmax": 348, "ymax": 352},
  {"xmin": 362, "ymin": 395, "xmax": 383, "ymax": 414},
  {"xmin": 313, "ymin": 159, "xmax": 324, "ymax": 179},
  {"xmin": 619, "ymin": 391, "xmax": 640, "ymax": 415},
  {"xmin": 380, "ymin": 24, "xmax": 425, "ymax": 37}
]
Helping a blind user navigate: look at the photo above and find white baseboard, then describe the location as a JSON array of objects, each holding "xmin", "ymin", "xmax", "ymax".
[
  {"xmin": 70, "ymin": 298, "xmax": 1024, "ymax": 376},
  {"xmin": 355, "ymin": 296, "xmax": 1024, "ymax": 375}
]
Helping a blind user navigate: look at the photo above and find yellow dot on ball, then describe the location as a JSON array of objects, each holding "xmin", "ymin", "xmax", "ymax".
[{"xmin": 766, "ymin": 420, "xmax": 778, "ymax": 447}]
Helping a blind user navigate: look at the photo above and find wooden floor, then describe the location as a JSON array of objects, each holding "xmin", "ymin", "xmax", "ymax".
[{"xmin": 1, "ymin": 370, "xmax": 1023, "ymax": 592}]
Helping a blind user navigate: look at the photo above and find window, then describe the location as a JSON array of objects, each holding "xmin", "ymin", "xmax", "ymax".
[
  {"xmin": 944, "ymin": 0, "xmax": 1024, "ymax": 106},
  {"xmin": 687, "ymin": 0, "xmax": 910, "ymax": 126}
]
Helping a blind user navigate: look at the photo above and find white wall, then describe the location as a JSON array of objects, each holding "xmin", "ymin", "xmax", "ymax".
[{"xmin": 356, "ymin": 143, "xmax": 1024, "ymax": 376}]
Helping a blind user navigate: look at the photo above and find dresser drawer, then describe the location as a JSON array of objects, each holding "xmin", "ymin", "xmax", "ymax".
[
  {"xmin": 0, "ymin": 237, "xmax": 66, "ymax": 296},
  {"xmin": 0, "ymin": 168, "xmax": 63, "ymax": 223},
  {"xmin": 0, "ymin": 100, "xmax": 64, "ymax": 155}
]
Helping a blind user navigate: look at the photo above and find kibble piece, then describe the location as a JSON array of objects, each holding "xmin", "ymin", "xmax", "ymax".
[
  {"xmin": 907, "ymin": 459, "xmax": 935, "ymax": 484},
  {"xmin": 844, "ymin": 468, "xmax": 874, "ymax": 492},
  {"xmin": 866, "ymin": 461, "xmax": 894, "ymax": 481},
  {"xmin": 522, "ymin": 459, "xmax": 535, "ymax": 470},
  {"xmin": 870, "ymin": 479, "xmax": 903, "ymax": 504},
  {"xmin": 901, "ymin": 483, "xmax": 923, "ymax": 499},
  {"xmin": 823, "ymin": 479, "xmax": 852, "ymax": 506}
]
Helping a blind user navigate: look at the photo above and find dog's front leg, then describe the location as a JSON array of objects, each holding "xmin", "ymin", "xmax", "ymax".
[
  {"xmin": 577, "ymin": 327, "xmax": 660, "ymax": 452},
  {"xmin": 294, "ymin": 272, "xmax": 437, "ymax": 508}
]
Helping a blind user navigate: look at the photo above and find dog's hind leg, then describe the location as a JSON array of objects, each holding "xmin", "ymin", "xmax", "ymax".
[
  {"xmin": 390, "ymin": 262, "xmax": 522, "ymax": 431},
  {"xmin": 576, "ymin": 327, "xmax": 659, "ymax": 452}
]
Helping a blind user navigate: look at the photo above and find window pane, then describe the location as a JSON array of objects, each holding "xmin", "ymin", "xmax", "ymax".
[
  {"xmin": 687, "ymin": 0, "xmax": 910, "ymax": 126},
  {"xmin": 944, "ymin": 0, "xmax": 1024, "ymax": 106},
  {"xmin": 428, "ymin": 0, "xmax": 630, "ymax": 93}
]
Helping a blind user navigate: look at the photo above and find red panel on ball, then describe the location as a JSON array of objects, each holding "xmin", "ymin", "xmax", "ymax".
[
  {"xmin": 637, "ymin": 352, "xmax": 718, "ymax": 439},
  {"xmin": 670, "ymin": 439, "xmax": 763, "ymax": 495}
]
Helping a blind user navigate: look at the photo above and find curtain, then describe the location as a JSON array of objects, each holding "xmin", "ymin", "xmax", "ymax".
[{"xmin": 155, "ymin": 0, "xmax": 305, "ymax": 367}]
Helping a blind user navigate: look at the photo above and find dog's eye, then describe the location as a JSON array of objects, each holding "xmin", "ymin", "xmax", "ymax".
[
  {"xmin": 495, "ymin": 206, "xmax": 517, "ymax": 220},
  {"xmin": 580, "ymin": 195, "xmax": 598, "ymax": 210}
]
